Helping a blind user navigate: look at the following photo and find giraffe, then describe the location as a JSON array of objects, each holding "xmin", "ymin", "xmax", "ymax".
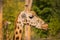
[{"xmin": 14, "ymin": 0, "xmax": 48, "ymax": 40}]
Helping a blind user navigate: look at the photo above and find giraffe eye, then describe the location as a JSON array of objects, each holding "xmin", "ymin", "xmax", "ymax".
[{"xmin": 29, "ymin": 15, "xmax": 34, "ymax": 19}]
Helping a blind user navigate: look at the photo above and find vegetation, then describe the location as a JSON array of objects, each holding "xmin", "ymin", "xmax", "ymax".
[{"xmin": 3, "ymin": 0, "xmax": 60, "ymax": 40}]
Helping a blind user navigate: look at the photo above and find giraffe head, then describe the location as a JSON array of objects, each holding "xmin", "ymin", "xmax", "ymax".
[{"xmin": 20, "ymin": 11, "xmax": 48, "ymax": 30}]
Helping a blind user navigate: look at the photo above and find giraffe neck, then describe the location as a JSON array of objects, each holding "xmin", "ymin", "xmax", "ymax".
[{"xmin": 14, "ymin": 16, "xmax": 23, "ymax": 40}]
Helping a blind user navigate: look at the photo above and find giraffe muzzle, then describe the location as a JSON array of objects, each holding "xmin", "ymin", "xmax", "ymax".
[{"xmin": 41, "ymin": 23, "xmax": 48, "ymax": 30}]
